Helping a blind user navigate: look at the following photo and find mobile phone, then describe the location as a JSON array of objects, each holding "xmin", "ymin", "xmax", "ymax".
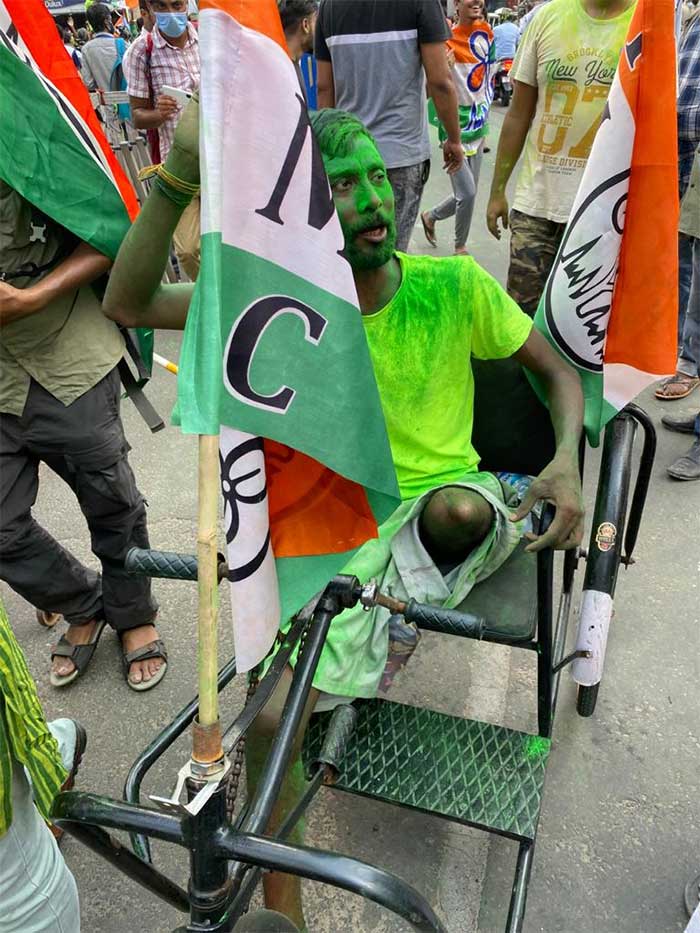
[{"xmin": 160, "ymin": 85, "xmax": 192, "ymax": 106}]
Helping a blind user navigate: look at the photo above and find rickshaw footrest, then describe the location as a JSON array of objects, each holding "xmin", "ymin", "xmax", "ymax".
[{"xmin": 303, "ymin": 699, "xmax": 550, "ymax": 841}]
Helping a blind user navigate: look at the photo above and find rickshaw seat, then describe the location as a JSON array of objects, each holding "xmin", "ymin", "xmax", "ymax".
[{"xmin": 455, "ymin": 540, "xmax": 537, "ymax": 642}]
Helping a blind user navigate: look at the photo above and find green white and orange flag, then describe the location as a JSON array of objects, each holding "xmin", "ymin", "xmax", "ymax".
[
  {"xmin": 177, "ymin": 0, "xmax": 399, "ymax": 670},
  {"xmin": 533, "ymin": 0, "xmax": 678, "ymax": 444},
  {"xmin": 0, "ymin": 0, "xmax": 156, "ymax": 366},
  {"xmin": 0, "ymin": 0, "xmax": 137, "ymax": 254}
]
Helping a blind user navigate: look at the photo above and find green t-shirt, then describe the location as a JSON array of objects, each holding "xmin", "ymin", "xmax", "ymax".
[{"xmin": 362, "ymin": 253, "xmax": 533, "ymax": 500}]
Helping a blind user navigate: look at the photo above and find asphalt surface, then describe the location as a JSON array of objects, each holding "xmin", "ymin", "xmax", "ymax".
[{"xmin": 2, "ymin": 110, "xmax": 698, "ymax": 933}]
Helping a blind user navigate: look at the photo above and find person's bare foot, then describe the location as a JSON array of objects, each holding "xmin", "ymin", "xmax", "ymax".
[
  {"xmin": 51, "ymin": 621, "xmax": 101, "ymax": 679},
  {"xmin": 122, "ymin": 624, "xmax": 164, "ymax": 686},
  {"xmin": 454, "ymin": 246, "xmax": 470, "ymax": 256}
]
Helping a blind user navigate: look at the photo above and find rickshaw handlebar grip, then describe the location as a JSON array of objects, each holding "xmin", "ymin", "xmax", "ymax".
[
  {"xmin": 404, "ymin": 599, "xmax": 486, "ymax": 639},
  {"xmin": 125, "ymin": 547, "xmax": 199, "ymax": 581}
]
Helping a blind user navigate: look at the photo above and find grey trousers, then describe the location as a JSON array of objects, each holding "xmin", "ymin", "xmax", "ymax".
[
  {"xmin": 0, "ymin": 369, "xmax": 157, "ymax": 632},
  {"xmin": 387, "ymin": 160, "xmax": 431, "ymax": 251},
  {"xmin": 428, "ymin": 144, "xmax": 484, "ymax": 250}
]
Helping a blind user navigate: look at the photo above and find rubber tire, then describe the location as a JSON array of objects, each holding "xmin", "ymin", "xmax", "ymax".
[{"xmin": 576, "ymin": 682, "xmax": 600, "ymax": 717}]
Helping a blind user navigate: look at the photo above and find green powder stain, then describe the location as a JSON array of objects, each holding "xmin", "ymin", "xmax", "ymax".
[{"xmin": 523, "ymin": 735, "xmax": 551, "ymax": 761}]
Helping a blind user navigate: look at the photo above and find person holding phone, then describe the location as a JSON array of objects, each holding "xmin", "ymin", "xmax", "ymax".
[{"xmin": 123, "ymin": 0, "xmax": 201, "ymax": 279}]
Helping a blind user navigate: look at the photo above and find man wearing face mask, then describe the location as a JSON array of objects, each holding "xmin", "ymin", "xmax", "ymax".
[{"xmin": 123, "ymin": 0, "xmax": 200, "ymax": 279}]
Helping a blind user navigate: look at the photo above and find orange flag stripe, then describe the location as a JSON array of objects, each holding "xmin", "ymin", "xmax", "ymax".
[
  {"xmin": 605, "ymin": 0, "xmax": 678, "ymax": 373},
  {"xmin": 200, "ymin": 0, "xmax": 286, "ymax": 51}
]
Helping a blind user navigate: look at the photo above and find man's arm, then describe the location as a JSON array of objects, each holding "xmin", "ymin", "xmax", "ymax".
[
  {"xmin": 486, "ymin": 80, "xmax": 537, "ymax": 238},
  {"xmin": 129, "ymin": 94, "xmax": 178, "ymax": 130},
  {"xmin": 420, "ymin": 41, "xmax": 463, "ymax": 173},
  {"xmin": 0, "ymin": 243, "xmax": 111, "ymax": 327},
  {"xmin": 103, "ymin": 98, "xmax": 199, "ymax": 330},
  {"xmin": 316, "ymin": 60, "xmax": 335, "ymax": 109},
  {"xmin": 511, "ymin": 328, "xmax": 585, "ymax": 551}
]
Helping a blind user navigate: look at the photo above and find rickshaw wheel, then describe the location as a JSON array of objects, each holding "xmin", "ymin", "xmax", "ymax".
[{"xmin": 576, "ymin": 683, "xmax": 599, "ymax": 717}]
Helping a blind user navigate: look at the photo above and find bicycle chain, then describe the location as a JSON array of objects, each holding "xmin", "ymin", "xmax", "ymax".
[{"xmin": 224, "ymin": 619, "xmax": 311, "ymax": 821}]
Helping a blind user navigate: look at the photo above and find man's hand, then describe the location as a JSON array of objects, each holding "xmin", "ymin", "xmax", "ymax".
[
  {"xmin": 156, "ymin": 94, "xmax": 179, "ymax": 123},
  {"xmin": 442, "ymin": 139, "xmax": 464, "ymax": 175},
  {"xmin": 167, "ymin": 91, "xmax": 200, "ymax": 184},
  {"xmin": 487, "ymin": 192, "xmax": 509, "ymax": 239},
  {"xmin": 509, "ymin": 454, "xmax": 584, "ymax": 552},
  {"xmin": 0, "ymin": 280, "xmax": 39, "ymax": 327}
]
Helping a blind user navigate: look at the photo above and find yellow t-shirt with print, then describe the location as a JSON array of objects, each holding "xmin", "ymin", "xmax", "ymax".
[{"xmin": 512, "ymin": 0, "xmax": 635, "ymax": 223}]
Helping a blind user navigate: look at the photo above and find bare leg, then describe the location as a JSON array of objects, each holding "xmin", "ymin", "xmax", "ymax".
[
  {"xmin": 419, "ymin": 486, "xmax": 494, "ymax": 564},
  {"xmin": 246, "ymin": 665, "xmax": 319, "ymax": 930}
]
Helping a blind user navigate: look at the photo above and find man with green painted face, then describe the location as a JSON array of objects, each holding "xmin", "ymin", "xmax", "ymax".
[{"xmin": 104, "ymin": 102, "xmax": 585, "ymax": 928}]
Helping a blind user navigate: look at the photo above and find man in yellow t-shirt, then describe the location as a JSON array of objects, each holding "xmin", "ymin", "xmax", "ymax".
[{"xmin": 486, "ymin": 0, "xmax": 636, "ymax": 316}]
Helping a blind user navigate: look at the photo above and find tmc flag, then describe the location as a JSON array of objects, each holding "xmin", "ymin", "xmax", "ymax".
[
  {"xmin": 176, "ymin": 0, "xmax": 400, "ymax": 671},
  {"xmin": 533, "ymin": 0, "xmax": 678, "ymax": 444}
]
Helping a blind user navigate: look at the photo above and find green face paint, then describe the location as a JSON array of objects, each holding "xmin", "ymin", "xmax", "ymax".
[{"xmin": 323, "ymin": 136, "xmax": 396, "ymax": 273}]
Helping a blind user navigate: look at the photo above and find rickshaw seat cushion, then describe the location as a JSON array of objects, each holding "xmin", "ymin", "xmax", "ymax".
[
  {"xmin": 455, "ymin": 539, "xmax": 537, "ymax": 642},
  {"xmin": 471, "ymin": 357, "xmax": 556, "ymax": 476}
]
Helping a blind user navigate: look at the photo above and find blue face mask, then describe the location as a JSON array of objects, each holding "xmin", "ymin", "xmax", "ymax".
[{"xmin": 155, "ymin": 12, "xmax": 188, "ymax": 38}]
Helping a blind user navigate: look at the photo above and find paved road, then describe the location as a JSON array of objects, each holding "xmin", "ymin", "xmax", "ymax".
[{"xmin": 3, "ymin": 111, "xmax": 698, "ymax": 933}]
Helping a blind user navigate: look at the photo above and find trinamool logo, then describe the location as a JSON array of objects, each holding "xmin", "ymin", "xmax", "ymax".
[{"xmin": 543, "ymin": 168, "xmax": 629, "ymax": 373}]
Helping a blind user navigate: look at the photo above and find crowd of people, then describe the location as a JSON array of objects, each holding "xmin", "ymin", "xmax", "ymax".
[{"xmin": 1, "ymin": 0, "xmax": 699, "ymax": 930}]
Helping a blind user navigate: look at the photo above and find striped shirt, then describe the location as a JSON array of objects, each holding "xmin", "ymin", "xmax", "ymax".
[
  {"xmin": 123, "ymin": 23, "xmax": 200, "ymax": 160},
  {"xmin": 0, "ymin": 599, "xmax": 67, "ymax": 836},
  {"xmin": 678, "ymin": 12, "xmax": 700, "ymax": 197}
]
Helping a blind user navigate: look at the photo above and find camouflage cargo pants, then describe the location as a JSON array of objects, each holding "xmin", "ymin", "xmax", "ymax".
[
  {"xmin": 387, "ymin": 160, "xmax": 431, "ymax": 252},
  {"xmin": 507, "ymin": 209, "xmax": 567, "ymax": 317}
]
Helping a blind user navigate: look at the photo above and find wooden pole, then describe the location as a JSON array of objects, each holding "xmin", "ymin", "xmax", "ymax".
[{"xmin": 193, "ymin": 433, "xmax": 223, "ymax": 767}]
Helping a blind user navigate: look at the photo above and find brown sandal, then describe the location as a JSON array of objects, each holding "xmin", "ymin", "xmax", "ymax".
[
  {"xmin": 655, "ymin": 373, "xmax": 700, "ymax": 400},
  {"xmin": 420, "ymin": 211, "xmax": 437, "ymax": 248}
]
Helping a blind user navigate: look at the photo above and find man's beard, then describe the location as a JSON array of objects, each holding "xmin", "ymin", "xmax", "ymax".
[{"xmin": 342, "ymin": 213, "xmax": 397, "ymax": 272}]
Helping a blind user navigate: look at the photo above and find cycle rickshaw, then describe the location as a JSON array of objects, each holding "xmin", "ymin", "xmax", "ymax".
[{"xmin": 51, "ymin": 356, "xmax": 656, "ymax": 932}]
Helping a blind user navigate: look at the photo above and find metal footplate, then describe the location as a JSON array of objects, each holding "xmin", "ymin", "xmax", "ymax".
[{"xmin": 304, "ymin": 699, "xmax": 551, "ymax": 841}]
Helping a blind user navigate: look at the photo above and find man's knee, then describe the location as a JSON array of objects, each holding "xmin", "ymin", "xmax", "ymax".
[{"xmin": 425, "ymin": 488, "xmax": 491, "ymax": 533}]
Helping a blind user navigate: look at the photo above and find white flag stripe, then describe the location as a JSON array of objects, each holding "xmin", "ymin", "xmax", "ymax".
[
  {"xmin": 603, "ymin": 362, "xmax": 670, "ymax": 411},
  {"xmin": 199, "ymin": 9, "xmax": 356, "ymax": 305},
  {"xmin": 219, "ymin": 425, "xmax": 279, "ymax": 672}
]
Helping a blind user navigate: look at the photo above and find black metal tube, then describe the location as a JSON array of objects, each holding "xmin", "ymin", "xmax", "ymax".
[
  {"xmin": 536, "ymin": 506, "xmax": 555, "ymax": 738},
  {"xmin": 222, "ymin": 616, "xmax": 307, "ymax": 752},
  {"xmin": 124, "ymin": 656, "xmax": 238, "ymax": 862},
  {"xmin": 622, "ymin": 404, "xmax": 656, "ymax": 562},
  {"xmin": 214, "ymin": 832, "xmax": 448, "ymax": 933},
  {"xmin": 505, "ymin": 841, "xmax": 534, "ymax": 933},
  {"xmin": 225, "ymin": 771, "xmax": 326, "ymax": 923},
  {"xmin": 185, "ymin": 780, "xmax": 232, "ymax": 927},
  {"xmin": 50, "ymin": 819, "xmax": 190, "ymax": 914},
  {"xmin": 241, "ymin": 597, "xmax": 337, "ymax": 837},
  {"xmin": 52, "ymin": 791, "xmax": 186, "ymax": 847},
  {"xmin": 583, "ymin": 414, "xmax": 636, "ymax": 598}
]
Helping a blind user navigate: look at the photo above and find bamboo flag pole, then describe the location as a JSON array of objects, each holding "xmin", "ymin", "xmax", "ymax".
[{"xmin": 192, "ymin": 433, "xmax": 224, "ymax": 769}]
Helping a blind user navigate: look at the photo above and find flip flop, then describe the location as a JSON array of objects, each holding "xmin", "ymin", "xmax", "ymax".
[
  {"xmin": 50, "ymin": 621, "xmax": 107, "ymax": 688},
  {"xmin": 36, "ymin": 609, "xmax": 62, "ymax": 628},
  {"xmin": 420, "ymin": 211, "xmax": 437, "ymax": 248},
  {"xmin": 654, "ymin": 374, "xmax": 700, "ymax": 400},
  {"xmin": 121, "ymin": 638, "xmax": 168, "ymax": 692}
]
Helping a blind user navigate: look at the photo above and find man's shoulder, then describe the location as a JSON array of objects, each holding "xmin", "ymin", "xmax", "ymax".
[
  {"xmin": 319, "ymin": 0, "xmax": 427, "ymax": 36},
  {"xmin": 397, "ymin": 251, "xmax": 476, "ymax": 291}
]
